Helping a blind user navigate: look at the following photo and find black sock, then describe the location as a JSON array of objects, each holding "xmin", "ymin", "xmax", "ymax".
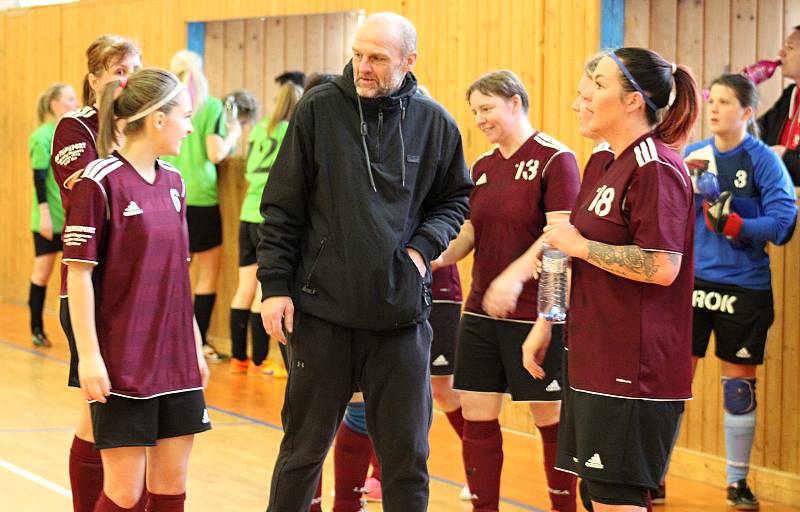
[
  {"xmin": 250, "ymin": 312, "xmax": 269, "ymax": 365},
  {"xmin": 230, "ymin": 308, "xmax": 249, "ymax": 361},
  {"xmin": 29, "ymin": 283, "xmax": 46, "ymax": 333},
  {"xmin": 194, "ymin": 293, "xmax": 216, "ymax": 345}
]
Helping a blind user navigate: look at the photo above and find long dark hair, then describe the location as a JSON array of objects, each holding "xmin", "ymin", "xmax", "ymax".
[
  {"xmin": 613, "ymin": 47, "xmax": 700, "ymax": 148},
  {"xmin": 709, "ymin": 73, "xmax": 760, "ymax": 138}
]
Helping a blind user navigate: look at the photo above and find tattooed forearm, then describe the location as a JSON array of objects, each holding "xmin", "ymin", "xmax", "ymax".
[{"xmin": 586, "ymin": 242, "xmax": 660, "ymax": 282}]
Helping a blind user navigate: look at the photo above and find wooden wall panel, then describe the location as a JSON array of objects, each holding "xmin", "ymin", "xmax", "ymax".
[{"xmin": 624, "ymin": 0, "xmax": 800, "ymax": 502}]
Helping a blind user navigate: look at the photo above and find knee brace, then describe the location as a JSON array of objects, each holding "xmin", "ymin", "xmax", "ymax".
[
  {"xmin": 722, "ymin": 377, "xmax": 756, "ymax": 415},
  {"xmin": 343, "ymin": 402, "xmax": 368, "ymax": 435}
]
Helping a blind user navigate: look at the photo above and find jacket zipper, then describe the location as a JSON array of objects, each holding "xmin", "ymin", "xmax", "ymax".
[
  {"xmin": 301, "ymin": 237, "xmax": 328, "ymax": 295},
  {"xmin": 377, "ymin": 110, "xmax": 383, "ymax": 161}
]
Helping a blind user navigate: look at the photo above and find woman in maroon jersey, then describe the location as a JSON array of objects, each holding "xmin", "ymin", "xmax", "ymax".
[
  {"xmin": 50, "ymin": 34, "xmax": 142, "ymax": 512},
  {"xmin": 527, "ymin": 48, "xmax": 699, "ymax": 511},
  {"xmin": 437, "ymin": 70, "xmax": 581, "ymax": 512},
  {"xmin": 65, "ymin": 69, "xmax": 209, "ymax": 512}
]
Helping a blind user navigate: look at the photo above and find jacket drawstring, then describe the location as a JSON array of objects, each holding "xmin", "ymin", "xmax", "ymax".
[
  {"xmin": 356, "ymin": 96, "xmax": 377, "ymax": 192},
  {"xmin": 400, "ymin": 100, "xmax": 407, "ymax": 187}
]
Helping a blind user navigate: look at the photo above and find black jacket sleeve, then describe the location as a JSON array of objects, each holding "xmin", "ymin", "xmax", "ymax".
[
  {"xmin": 33, "ymin": 168, "xmax": 48, "ymax": 204},
  {"xmin": 758, "ymin": 84, "xmax": 800, "ymax": 185},
  {"xmin": 406, "ymin": 122, "xmax": 473, "ymax": 262},
  {"xmin": 256, "ymin": 99, "xmax": 314, "ymax": 299}
]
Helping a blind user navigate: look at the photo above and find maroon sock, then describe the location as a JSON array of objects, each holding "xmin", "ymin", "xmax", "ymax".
[
  {"xmin": 309, "ymin": 475, "xmax": 323, "ymax": 512},
  {"xmin": 70, "ymin": 435, "xmax": 104, "ymax": 512},
  {"xmin": 537, "ymin": 423, "xmax": 576, "ymax": 512},
  {"xmin": 145, "ymin": 492, "xmax": 185, "ymax": 512},
  {"xmin": 94, "ymin": 491, "xmax": 135, "ymax": 512},
  {"xmin": 333, "ymin": 423, "xmax": 371, "ymax": 512},
  {"xmin": 368, "ymin": 450, "xmax": 381, "ymax": 481},
  {"xmin": 463, "ymin": 419, "xmax": 503, "ymax": 512},
  {"xmin": 445, "ymin": 407, "xmax": 466, "ymax": 440}
]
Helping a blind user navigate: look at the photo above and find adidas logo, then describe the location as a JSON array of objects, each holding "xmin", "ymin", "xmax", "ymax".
[
  {"xmin": 585, "ymin": 453, "xmax": 604, "ymax": 469},
  {"xmin": 545, "ymin": 380, "xmax": 561, "ymax": 392},
  {"xmin": 201, "ymin": 409, "xmax": 210, "ymax": 424},
  {"xmin": 475, "ymin": 173, "xmax": 487, "ymax": 186},
  {"xmin": 736, "ymin": 347, "xmax": 752, "ymax": 359},
  {"xmin": 432, "ymin": 355, "xmax": 450, "ymax": 366},
  {"xmin": 123, "ymin": 201, "xmax": 143, "ymax": 217}
]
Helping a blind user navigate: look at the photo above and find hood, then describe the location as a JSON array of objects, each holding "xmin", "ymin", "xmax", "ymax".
[{"xmin": 334, "ymin": 60, "xmax": 419, "ymax": 107}]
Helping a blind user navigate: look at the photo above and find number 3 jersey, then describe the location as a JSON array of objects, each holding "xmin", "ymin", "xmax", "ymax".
[
  {"xmin": 467, "ymin": 132, "xmax": 581, "ymax": 319},
  {"xmin": 568, "ymin": 133, "xmax": 694, "ymax": 400},
  {"xmin": 684, "ymin": 134, "xmax": 797, "ymax": 290},
  {"xmin": 62, "ymin": 153, "xmax": 201, "ymax": 399}
]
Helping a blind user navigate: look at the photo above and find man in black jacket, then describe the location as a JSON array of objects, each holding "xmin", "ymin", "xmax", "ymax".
[
  {"xmin": 257, "ymin": 11, "xmax": 472, "ymax": 512},
  {"xmin": 759, "ymin": 25, "xmax": 800, "ymax": 185}
]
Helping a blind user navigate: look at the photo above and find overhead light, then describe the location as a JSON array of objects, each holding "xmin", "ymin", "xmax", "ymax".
[{"xmin": 0, "ymin": 0, "xmax": 77, "ymax": 10}]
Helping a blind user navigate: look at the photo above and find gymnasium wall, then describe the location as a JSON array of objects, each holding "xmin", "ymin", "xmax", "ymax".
[{"xmin": 623, "ymin": 0, "xmax": 800, "ymax": 503}]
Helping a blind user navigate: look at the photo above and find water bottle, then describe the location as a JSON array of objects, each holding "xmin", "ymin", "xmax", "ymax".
[
  {"xmin": 741, "ymin": 59, "xmax": 780, "ymax": 85},
  {"xmin": 696, "ymin": 171, "xmax": 720, "ymax": 202},
  {"xmin": 538, "ymin": 245, "xmax": 568, "ymax": 322}
]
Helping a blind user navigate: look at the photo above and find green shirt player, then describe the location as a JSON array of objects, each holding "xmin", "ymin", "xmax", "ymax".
[
  {"xmin": 229, "ymin": 82, "xmax": 302, "ymax": 378},
  {"xmin": 28, "ymin": 83, "xmax": 77, "ymax": 348},
  {"xmin": 163, "ymin": 50, "xmax": 242, "ymax": 361}
]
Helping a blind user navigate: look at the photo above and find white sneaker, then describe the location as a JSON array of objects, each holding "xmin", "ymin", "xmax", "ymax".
[{"xmin": 459, "ymin": 484, "xmax": 472, "ymax": 501}]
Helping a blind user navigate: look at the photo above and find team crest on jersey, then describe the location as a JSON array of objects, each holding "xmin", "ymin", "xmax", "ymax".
[{"xmin": 170, "ymin": 188, "xmax": 181, "ymax": 212}]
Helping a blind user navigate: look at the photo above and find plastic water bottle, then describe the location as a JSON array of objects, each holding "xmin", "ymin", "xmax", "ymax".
[
  {"xmin": 741, "ymin": 59, "xmax": 780, "ymax": 86},
  {"xmin": 696, "ymin": 171, "xmax": 720, "ymax": 202},
  {"xmin": 538, "ymin": 246, "xmax": 568, "ymax": 322}
]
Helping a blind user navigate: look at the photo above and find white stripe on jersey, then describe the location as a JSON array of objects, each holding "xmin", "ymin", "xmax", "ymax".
[
  {"xmin": 158, "ymin": 160, "xmax": 186, "ymax": 197},
  {"xmin": 469, "ymin": 148, "xmax": 496, "ymax": 179},
  {"xmin": 592, "ymin": 142, "xmax": 613, "ymax": 154},
  {"xmin": 534, "ymin": 132, "xmax": 570, "ymax": 152},
  {"xmin": 82, "ymin": 157, "xmax": 121, "ymax": 181},
  {"xmin": 51, "ymin": 107, "xmax": 98, "ymax": 154},
  {"xmin": 633, "ymin": 137, "xmax": 688, "ymax": 188}
]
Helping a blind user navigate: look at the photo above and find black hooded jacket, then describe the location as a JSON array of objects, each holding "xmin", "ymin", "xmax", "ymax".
[
  {"xmin": 256, "ymin": 61, "xmax": 472, "ymax": 330},
  {"xmin": 758, "ymin": 83, "xmax": 800, "ymax": 185}
]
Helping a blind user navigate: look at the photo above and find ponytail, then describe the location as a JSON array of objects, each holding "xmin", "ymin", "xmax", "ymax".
[
  {"xmin": 36, "ymin": 82, "xmax": 69, "ymax": 125},
  {"xmin": 656, "ymin": 65, "xmax": 700, "ymax": 149},
  {"xmin": 97, "ymin": 78, "xmax": 125, "ymax": 157},
  {"xmin": 83, "ymin": 74, "xmax": 94, "ymax": 107}
]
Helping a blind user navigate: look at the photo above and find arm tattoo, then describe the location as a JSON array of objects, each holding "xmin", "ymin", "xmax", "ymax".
[{"xmin": 586, "ymin": 242, "xmax": 661, "ymax": 282}]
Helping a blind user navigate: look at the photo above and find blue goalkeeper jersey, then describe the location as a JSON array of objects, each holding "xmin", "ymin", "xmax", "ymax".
[{"xmin": 684, "ymin": 134, "xmax": 797, "ymax": 290}]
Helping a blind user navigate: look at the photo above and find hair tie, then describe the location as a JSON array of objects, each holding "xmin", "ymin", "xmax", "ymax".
[
  {"xmin": 113, "ymin": 77, "xmax": 127, "ymax": 100},
  {"xmin": 671, "ymin": 62, "xmax": 677, "ymax": 75}
]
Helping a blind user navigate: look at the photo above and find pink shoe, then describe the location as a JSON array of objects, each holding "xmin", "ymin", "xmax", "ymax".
[{"xmin": 362, "ymin": 476, "xmax": 382, "ymax": 502}]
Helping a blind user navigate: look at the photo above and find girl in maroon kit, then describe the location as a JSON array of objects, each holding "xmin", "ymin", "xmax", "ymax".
[
  {"xmin": 526, "ymin": 48, "xmax": 699, "ymax": 511},
  {"xmin": 439, "ymin": 70, "xmax": 581, "ymax": 512},
  {"xmin": 65, "ymin": 69, "xmax": 210, "ymax": 512}
]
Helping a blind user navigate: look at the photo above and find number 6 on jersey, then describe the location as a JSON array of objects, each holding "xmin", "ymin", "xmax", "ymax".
[{"xmin": 588, "ymin": 185, "xmax": 615, "ymax": 217}]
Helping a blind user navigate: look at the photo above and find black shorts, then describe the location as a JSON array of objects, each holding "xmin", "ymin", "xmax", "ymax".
[
  {"xmin": 33, "ymin": 232, "xmax": 62, "ymax": 256},
  {"xmin": 582, "ymin": 479, "xmax": 649, "ymax": 508},
  {"xmin": 453, "ymin": 313, "xmax": 564, "ymax": 401},
  {"xmin": 556, "ymin": 350, "xmax": 684, "ymax": 490},
  {"xmin": 429, "ymin": 301, "xmax": 461, "ymax": 375},
  {"xmin": 692, "ymin": 278, "xmax": 774, "ymax": 365},
  {"xmin": 90, "ymin": 390, "xmax": 211, "ymax": 450},
  {"xmin": 238, "ymin": 221, "xmax": 259, "ymax": 267},
  {"xmin": 60, "ymin": 297, "xmax": 79, "ymax": 388},
  {"xmin": 186, "ymin": 205, "xmax": 222, "ymax": 253}
]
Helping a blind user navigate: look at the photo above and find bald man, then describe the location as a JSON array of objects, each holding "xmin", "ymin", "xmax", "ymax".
[{"xmin": 257, "ymin": 12, "xmax": 472, "ymax": 512}]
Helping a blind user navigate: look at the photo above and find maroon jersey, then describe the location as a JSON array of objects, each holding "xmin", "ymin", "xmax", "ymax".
[
  {"xmin": 51, "ymin": 107, "xmax": 100, "ymax": 297},
  {"xmin": 579, "ymin": 142, "xmax": 614, "ymax": 192},
  {"xmin": 568, "ymin": 133, "xmax": 694, "ymax": 400},
  {"xmin": 466, "ymin": 132, "xmax": 581, "ymax": 319},
  {"xmin": 62, "ymin": 153, "xmax": 201, "ymax": 399},
  {"xmin": 432, "ymin": 264, "xmax": 462, "ymax": 302}
]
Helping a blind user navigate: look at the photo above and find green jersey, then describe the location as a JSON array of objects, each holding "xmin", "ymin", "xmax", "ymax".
[
  {"xmin": 240, "ymin": 119, "xmax": 289, "ymax": 223},
  {"xmin": 163, "ymin": 96, "xmax": 226, "ymax": 206},
  {"xmin": 29, "ymin": 122, "xmax": 64, "ymax": 233}
]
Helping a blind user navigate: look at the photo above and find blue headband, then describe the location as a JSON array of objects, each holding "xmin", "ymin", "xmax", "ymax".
[{"xmin": 608, "ymin": 51, "xmax": 659, "ymax": 112}]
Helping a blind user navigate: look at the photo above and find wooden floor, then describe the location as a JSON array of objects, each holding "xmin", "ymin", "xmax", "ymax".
[{"xmin": 0, "ymin": 301, "xmax": 797, "ymax": 512}]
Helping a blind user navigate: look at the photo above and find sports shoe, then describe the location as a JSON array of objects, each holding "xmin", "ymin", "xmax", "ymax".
[
  {"xmin": 261, "ymin": 359, "xmax": 288, "ymax": 378},
  {"xmin": 579, "ymin": 479, "xmax": 593, "ymax": 511},
  {"xmin": 727, "ymin": 479, "xmax": 759, "ymax": 510},
  {"xmin": 651, "ymin": 482, "xmax": 666, "ymax": 505},
  {"xmin": 202, "ymin": 344, "xmax": 223, "ymax": 362},
  {"xmin": 363, "ymin": 476, "xmax": 382, "ymax": 502},
  {"xmin": 229, "ymin": 358, "xmax": 249, "ymax": 374},
  {"xmin": 31, "ymin": 330, "xmax": 52, "ymax": 348},
  {"xmin": 459, "ymin": 484, "xmax": 472, "ymax": 501}
]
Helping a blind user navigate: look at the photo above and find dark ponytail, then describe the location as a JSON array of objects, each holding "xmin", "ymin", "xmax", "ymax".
[{"xmin": 613, "ymin": 48, "xmax": 700, "ymax": 149}]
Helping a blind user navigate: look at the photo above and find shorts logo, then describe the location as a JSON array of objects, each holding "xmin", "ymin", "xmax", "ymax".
[
  {"xmin": 692, "ymin": 290, "xmax": 737, "ymax": 314},
  {"xmin": 545, "ymin": 380, "xmax": 561, "ymax": 392},
  {"xmin": 201, "ymin": 409, "xmax": 210, "ymax": 424},
  {"xmin": 170, "ymin": 188, "xmax": 181, "ymax": 212},
  {"xmin": 736, "ymin": 347, "xmax": 752, "ymax": 359},
  {"xmin": 123, "ymin": 201, "xmax": 143, "ymax": 217},
  {"xmin": 432, "ymin": 355, "xmax": 449, "ymax": 366},
  {"xmin": 585, "ymin": 453, "xmax": 604, "ymax": 470}
]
